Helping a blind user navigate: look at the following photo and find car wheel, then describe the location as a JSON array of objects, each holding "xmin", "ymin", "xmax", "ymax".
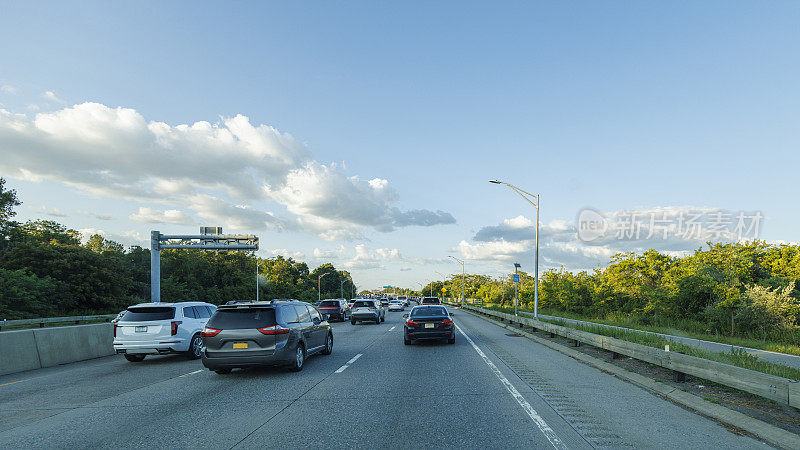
[
  {"xmin": 448, "ymin": 335, "xmax": 456, "ymax": 344},
  {"xmin": 404, "ymin": 335, "xmax": 411, "ymax": 345},
  {"xmin": 381, "ymin": 315, "xmax": 385, "ymax": 322},
  {"xmin": 289, "ymin": 343, "xmax": 305, "ymax": 372},
  {"xmin": 351, "ymin": 318, "xmax": 357, "ymax": 325},
  {"xmin": 322, "ymin": 333, "xmax": 333, "ymax": 355},
  {"xmin": 186, "ymin": 333, "xmax": 202, "ymax": 360},
  {"xmin": 124, "ymin": 354, "xmax": 146, "ymax": 362},
  {"xmin": 214, "ymin": 368, "xmax": 232, "ymax": 375}
]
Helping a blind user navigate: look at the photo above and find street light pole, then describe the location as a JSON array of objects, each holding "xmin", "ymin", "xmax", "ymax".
[
  {"xmin": 513, "ymin": 263, "xmax": 521, "ymax": 316},
  {"xmin": 255, "ymin": 256, "xmax": 259, "ymax": 302},
  {"xmin": 449, "ymin": 256, "xmax": 465, "ymax": 305},
  {"xmin": 318, "ymin": 272, "xmax": 329, "ymax": 303},
  {"xmin": 490, "ymin": 180, "xmax": 540, "ymax": 318}
]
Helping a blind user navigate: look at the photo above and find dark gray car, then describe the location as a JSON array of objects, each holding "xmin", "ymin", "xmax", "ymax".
[{"xmin": 201, "ymin": 300, "xmax": 332, "ymax": 374}]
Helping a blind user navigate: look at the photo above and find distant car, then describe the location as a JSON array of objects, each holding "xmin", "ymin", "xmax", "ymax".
[
  {"xmin": 379, "ymin": 298, "xmax": 390, "ymax": 308},
  {"xmin": 404, "ymin": 305, "xmax": 455, "ymax": 345},
  {"xmin": 421, "ymin": 297, "xmax": 441, "ymax": 305},
  {"xmin": 397, "ymin": 295, "xmax": 409, "ymax": 307},
  {"xmin": 113, "ymin": 302, "xmax": 217, "ymax": 362},
  {"xmin": 388, "ymin": 301, "xmax": 404, "ymax": 312},
  {"xmin": 111, "ymin": 310, "xmax": 125, "ymax": 323},
  {"xmin": 317, "ymin": 299, "xmax": 350, "ymax": 321},
  {"xmin": 201, "ymin": 300, "xmax": 332, "ymax": 374},
  {"xmin": 350, "ymin": 299, "xmax": 385, "ymax": 324}
]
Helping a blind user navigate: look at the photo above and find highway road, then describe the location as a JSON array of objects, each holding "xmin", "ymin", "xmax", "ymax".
[
  {"xmin": 521, "ymin": 311, "xmax": 800, "ymax": 370},
  {"xmin": 0, "ymin": 307, "xmax": 767, "ymax": 449}
]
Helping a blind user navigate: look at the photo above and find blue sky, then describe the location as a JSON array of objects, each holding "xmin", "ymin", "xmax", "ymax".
[{"xmin": 1, "ymin": 1, "xmax": 799, "ymax": 289}]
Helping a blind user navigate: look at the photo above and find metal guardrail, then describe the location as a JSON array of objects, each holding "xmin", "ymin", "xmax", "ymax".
[
  {"xmin": 457, "ymin": 304, "xmax": 800, "ymax": 409},
  {"xmin": 0, "ymin": 314, "xmax": 118, "ymax": 331}
]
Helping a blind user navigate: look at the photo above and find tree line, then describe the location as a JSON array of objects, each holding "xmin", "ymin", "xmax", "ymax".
[
  {"xmin": 0, "ymin": 178, "xmax": 355, "ymax": 319},
  {"xmin": 420, "ymin": 244, "xmax": 800, "ymax": 342}
]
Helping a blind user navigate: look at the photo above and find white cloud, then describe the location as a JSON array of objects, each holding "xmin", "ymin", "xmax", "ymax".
[
  {"xmin": 313, "ymin": 246, "xmax": 347, "ymax": 259},
  {"xmin": 129, "ymin": 207, "xmax": 196, "ymax": 225},
  {"xmin": 267, "ymin": 249, "xmax": 306, "ymax": 260},
  {"xmin": 0, "ymin": 102, "xmax": 455, "ymax": 238},
  {"xmin": 460, "ymin": 206, "xmax": 765, "ymax": 271},
  {"xmin": 41, "ymin": 91, "xmax": 65, "ymax": 104},
  {"xmin": 34, "ymin": 205, "xmax": 69, "ymax": 218},
  {"xmin": 1, "ymin": 85, "xmax": 19, "ymax": 95}
]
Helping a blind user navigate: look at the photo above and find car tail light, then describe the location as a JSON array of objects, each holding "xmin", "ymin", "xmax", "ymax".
[
  {"xmin": 113, "ymin": 324, "xmax": 117, "ymax": 337},
  {"xmin": 406, "ymin": 320, "xmax": 418, "ymax": 327},
  {"xmin": 170, "ymin": 321, "xmax": 182, "ymax": 336},
  {"xmin": 258, "ymin": 324, "xmax": 290, "ymax": 335},
  {"xmin": 201, "ymin": 327, "xmax": 221, "ymax": 337},
  {"xmin": 440, "ymin": 319, "xmax": 453, "ymax": 326}
]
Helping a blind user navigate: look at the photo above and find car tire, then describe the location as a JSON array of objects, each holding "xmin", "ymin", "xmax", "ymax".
[
  {"xmin": 186, "ymin": 333, "xmax": 202, "ymax": 360},
  {"xmin": 214, "ymin": 368, "xmax": 232, "ymax": 374},
  {"xmin": 322, "ymin": 333, "xmax": 333, "ymax": 355},
  {"xmin": 448, "ymin": 335, "xmax": 456, "ymax": 344},
  {"xmin": 124, "ymin": 354, "xmax": 146, "ymax": 362},
  {"xmin": 289, "ymin": 343, "xmax": 305, "ymax": 372},
  {"xmin": 381, "ymin": 315, "xmax": 385, "ymax": 322},
  {"xmin": 404, "ymin": 335, "xmax": 411, "ymax": 345},
  {"xmin": 351, "ymin": 318, "xmax": 357, "ymax": 325}
]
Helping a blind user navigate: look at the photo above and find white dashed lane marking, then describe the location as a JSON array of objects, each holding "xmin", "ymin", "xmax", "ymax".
[
  {"xmin": 335, "ymin": 353, "xmax": 363, "ymax": 373},
  {"xmin": 389, "ymin": 326, "xmax": 396, "ymax": 331}
]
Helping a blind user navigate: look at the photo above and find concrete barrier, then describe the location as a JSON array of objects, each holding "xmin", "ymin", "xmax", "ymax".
[
  {"xmin": 0, "ymin": 329, "xmax": 42, "ymax": 375},
  {"xmin": 0, "ymin": 323, "xmax": 114, "ymax": 376},
  {"xmin": 461, "ymin": 304, "xmax": 800, "ymax": 409}
]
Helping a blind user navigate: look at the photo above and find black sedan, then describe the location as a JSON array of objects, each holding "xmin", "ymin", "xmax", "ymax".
[{"xmin": 403, "ymin": 305, "xmax": 455, "ymax": 345}]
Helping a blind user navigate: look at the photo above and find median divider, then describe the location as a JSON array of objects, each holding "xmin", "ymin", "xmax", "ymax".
[
  {"xmin": 0, "ymin": 323, "xmax": 114, "ymax": 376},
  {"xmin": 458, "ymin": 303, "xmax": 799, "ymax": 410}
]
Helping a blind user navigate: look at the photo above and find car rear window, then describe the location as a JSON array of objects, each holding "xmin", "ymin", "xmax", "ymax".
[
  {"xmin": 411, "ymin": 306, "xmax": 448, "ymax": 317},
  {"xmin": 206, "ymin": 308, "xmax": 277, "ymax": 329},
  {"xmin": 121, "ymin": 307, "xmax": 176, "ymax": 322},
  {"xmin": 422, "ymin": 297, "xmax": 441, "ymax": 304},
  {"xmin": 319, "ymin": 300, "xmax": 340, "ymax": 307},
  {"xmin": 352, "ymin": 301, "xmax": 374, "ymax": 308}
]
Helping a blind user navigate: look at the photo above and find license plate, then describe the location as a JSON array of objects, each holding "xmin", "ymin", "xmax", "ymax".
[
  {"xmin": 233, "ymin": 342, "xmax": 248, "ymax": 349},
  {"xmin": 135, "ymin": 326, "xmax": 147, "ymax": 333},
  {"xmin": 425, "ymin": 323, "xmax": 434, "ymax": 329}
]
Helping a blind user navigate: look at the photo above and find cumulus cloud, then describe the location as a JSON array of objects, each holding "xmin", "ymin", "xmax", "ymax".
[
  {"xmin": 458, "ymin": 206, "xmax": 765, "ymax": 271},
  {"xmin": 34, "ymin": 205, "xmax": 69, "ymax": 218},
  {"xmin": 267, "ymin": 249, "xmax": 306, "ymax": 260},
  {"xmin": 41, "ymin": 91, "xmax": 65, "ymax": 104},
  {"xmin": 129, "ymin": 207, "xmax": 196, "ymax": 225},
  {"xmin": 0, "ymin": 102, "xmax": 455, "ymax": 238},
  {"xmin": 1, "ymin": 85, "xmax": 19, "ymax": 94}
]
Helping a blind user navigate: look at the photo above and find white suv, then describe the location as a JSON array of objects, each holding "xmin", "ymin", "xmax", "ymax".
[{"xmin": 113, "ymin": 302, "xmax": 217, "ymax": 362}]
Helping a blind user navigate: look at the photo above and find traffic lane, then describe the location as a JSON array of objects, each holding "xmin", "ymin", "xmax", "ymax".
[
  {"xmin": 0, "ymin": 318, "xmax": 387, "ymax": 448},
  {"xmin": 234, "ymin": 311, "xmax": 589, "ymax": 449},
  {"xmin": 0, "ymin": 353, "xmax": 203, "ymax": 432},
  {"xmin": 456, "ymin": 310, "xmax": 766, "ymax": 449}
]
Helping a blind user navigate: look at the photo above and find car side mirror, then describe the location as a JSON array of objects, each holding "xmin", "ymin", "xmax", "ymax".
[
  {"xmin": 313, "ymin": 317, "xmax": 321, "ymax": 325},
  {"xmin": 403, "ymin": 314, "xmax": 409, "ymax": 318}
]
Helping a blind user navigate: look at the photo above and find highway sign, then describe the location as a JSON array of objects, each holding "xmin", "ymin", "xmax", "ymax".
[{"xmin": 513, "ymin": 274, "xmax": 520, "ymax": 282}]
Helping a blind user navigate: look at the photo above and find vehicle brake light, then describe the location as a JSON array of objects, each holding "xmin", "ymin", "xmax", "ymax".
[
  {"xmin": 113, "ymin": 323, "xmax": 117, "ymax": 337},
  {"xmin": 201, "ymin": 327, "xmax": 221, "ymax": 337},
  {"xmin": 440, "ymin": 319, "xmax": 453, "ymax": 326},
  {"xmin": 258, "ymin": 325, "xmax": 290, "ymax": 335},
  {"xmin": 406, "ymin": 320, "xmax": 418, "ymax": 327},
  {"xmin": 170, "ymin": 321, "xmax": 182, "ymax": 336}
]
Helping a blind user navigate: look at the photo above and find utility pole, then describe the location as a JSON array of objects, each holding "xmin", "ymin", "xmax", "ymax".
[{"xmin": 318, "ymin": 272, "xmax": 329, "ymax": 303}]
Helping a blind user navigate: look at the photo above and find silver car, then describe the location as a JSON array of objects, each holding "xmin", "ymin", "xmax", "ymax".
[{"xmin": 350, "ymin": 299, "xmax": 385, "ymax": 324}]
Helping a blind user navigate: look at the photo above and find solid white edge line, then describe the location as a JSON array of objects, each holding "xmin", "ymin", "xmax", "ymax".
[{"xmin": 455, "ymin": 323, "xmax": 566, "ymax": 450}]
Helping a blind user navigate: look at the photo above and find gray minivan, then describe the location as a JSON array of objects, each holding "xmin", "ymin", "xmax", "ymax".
[{"xmin": 201, "ymin": 300, "xmax": 332, "ymax": 374}]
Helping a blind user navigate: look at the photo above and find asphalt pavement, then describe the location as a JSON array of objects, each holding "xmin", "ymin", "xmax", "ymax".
[{"xmin": 0, "ymin": 306, "xmax": 767, "ymax": 449}]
